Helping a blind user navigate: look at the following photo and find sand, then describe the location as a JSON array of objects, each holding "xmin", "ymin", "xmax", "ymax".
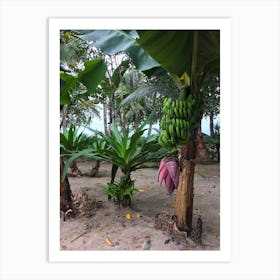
[{"xmin": 60, "ymin": 160, "xmax": 220, "ymax": 251}]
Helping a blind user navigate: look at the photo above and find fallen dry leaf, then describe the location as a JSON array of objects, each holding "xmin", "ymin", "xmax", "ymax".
[
  {"xmin": 196, "ymin": 192, "xmax": 204, "ymax": 197},
  {"xmin": 138, "ymin": 189, "xmax": 145, "ymax": 192},
  {"xmin": 136, "ymin": 213, "xmax": 142, "ymax": 218},
  {"xmin": 61, "ymin": 245, "xmax": 68, "ymax": 250},
  {"xmin": 105, "ymin": 237, "xmax": 114, "ymax": 246},
  {"xmin": 125, "ymin": 213, "xmax": 131, "ymax": 220}
]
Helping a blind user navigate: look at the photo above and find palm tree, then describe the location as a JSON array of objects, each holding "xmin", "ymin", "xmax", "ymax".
[{"xmin": 117, "ymin": 70, "xmax": 179, "ymax": 135}]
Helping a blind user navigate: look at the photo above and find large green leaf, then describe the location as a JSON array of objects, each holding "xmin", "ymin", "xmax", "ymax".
[
  {"xmin": 78, "ymin": 30, "xmax": 160, "ymax": 71},
  {"xmin": 60, "ymin": 72, "xmax": 78, "ymax": 105},
  {"xmin": 111, "ymin": 59, "xmax": 130, "ymax": 88},
  {"xmin": 78, "ymin": 58, "xmax": 107, "ymax": 91},
  {"xmin": 60, "ymin": 58, "xmax": 107, "ymax": 105},
  {"xmin": 136, "ymin": 30, "xmax": 220, "ymax": 77}
]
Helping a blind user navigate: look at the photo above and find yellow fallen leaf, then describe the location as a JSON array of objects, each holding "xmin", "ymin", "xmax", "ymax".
[
  {"xmin": 196, "ymin": 192, "xmax": 204, "ymax": 197},
  {"xmin": 96, "ymin": 226, "xmax": 103, "ymax": 231},
  {"xmin": 125, "ymin": 213, "xmax": 131, "ymax": 220},
  {"xmin": 105, "ymin": 237, "xmax": 113, "ymax": 246},
  {"xmin": 138, "ymin": 189, "xmax": 145, "ymax": 192}
]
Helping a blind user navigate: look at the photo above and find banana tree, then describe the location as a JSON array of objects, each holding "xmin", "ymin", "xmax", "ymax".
[
  {"xmin": 77, "ymin": 30, "xmax": 220, "ymax": 234},
  {"xmin": 136, "ymin": 30, "xmax": 220, "ymax": 234}
]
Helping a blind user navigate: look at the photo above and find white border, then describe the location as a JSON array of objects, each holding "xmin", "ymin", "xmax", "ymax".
[{"xmin": 49, "ymin": 18, "xmax": 231, "ymax": 262}]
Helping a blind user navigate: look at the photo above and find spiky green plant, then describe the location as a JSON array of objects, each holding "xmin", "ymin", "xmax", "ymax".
[{"xmin": 63, "ymin": 123, "xmax": 161, "ymax": 206}]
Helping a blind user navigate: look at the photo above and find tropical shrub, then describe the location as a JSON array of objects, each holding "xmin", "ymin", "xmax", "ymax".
[
  {"xmin": 60, "ymin": 124, "xmax": 93, "ymax": 156},
  {"xmin": 63, "ymin": 123, "xmax": 161, "ymax": 206}
]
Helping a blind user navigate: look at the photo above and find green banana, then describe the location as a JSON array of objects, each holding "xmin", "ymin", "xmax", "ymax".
[
  {"xmin": 175, "ymin": 107, "xmax": 180, "ymax": 117},
  {"xmin": 172, "ymin": 118, "xmax": 176, "ymax": 128},
  {"xmin": 179, "ymin": 119, "xmax": 184, "ymax": 129},
  {"xmin": 182, "ymin": 120, "xmax": 188, "ymax": 129},
  {"xmin": 175, "ymin": 125, "xmax": 181, "ymax": 139},
  {"xmin": 167, "ymin": 97, "xmax": 172, "ymax": 107},
  {"xmin": 162, "ymin": 130, "xmax": 169, "ymax": 140},
  {"xmin": 160, "ymin": 119, "xmax": 164, "ymax": 129},
  {"xmin": 158, "ymin": 135, "xmax": 164, "ymax": 146},
  {"xmin": 169, "ymin": 124, "xmax": 175, "ymax": 137},
  {"xmin": 176, "ymin": 118, "xmax": 181, "ymax": 128},
  {"xmin": 183, "ymin": 108, "xmax": 187, "ymax": 118}
]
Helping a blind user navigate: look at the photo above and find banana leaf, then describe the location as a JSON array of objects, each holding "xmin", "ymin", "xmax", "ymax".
[
  {"xmin": 77, "ymin": 30, "xmax": 160, "ymax": 72},
  {"xmin": 136, "ymin": 30, "xmax": 220, "ymax": 77}
]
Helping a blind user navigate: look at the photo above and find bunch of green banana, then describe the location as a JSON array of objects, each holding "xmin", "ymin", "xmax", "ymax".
[
  {"xmin": 158, "ymin": 95, "xmax": 201, "ymax": 148},
  {"xmin": 162, "ymin": 98, "xmax": 187, "ymax": 118},
  {"xmin": 159, "ymin": 97, "xmax": 189, "ymax": 147}
]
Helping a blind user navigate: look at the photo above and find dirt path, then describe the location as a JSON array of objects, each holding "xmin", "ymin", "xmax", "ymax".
[{"xmin": 60, "ymin": 161, "xmax": 220, "ymax": 251}]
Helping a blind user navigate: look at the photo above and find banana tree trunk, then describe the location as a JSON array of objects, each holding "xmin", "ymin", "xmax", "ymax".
[
  {"xmin": 175, "ymin": 138, "xmax": 197, "ymax": 235},
  {"xmin": 210, "ymin": 111, "xmax": 214, "ymax": 136}
]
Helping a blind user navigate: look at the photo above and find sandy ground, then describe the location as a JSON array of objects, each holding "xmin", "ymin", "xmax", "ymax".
[{"xmin": 60, "ymin": 160, "xmax": 220, "ymax": 251}]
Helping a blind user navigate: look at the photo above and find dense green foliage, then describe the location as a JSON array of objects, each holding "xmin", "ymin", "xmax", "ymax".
[{"xmin": 60, "ymin": 124, "xmax": 93, "ymax": 156}]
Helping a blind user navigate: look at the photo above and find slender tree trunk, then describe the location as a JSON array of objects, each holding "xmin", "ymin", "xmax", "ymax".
[
  {"xmin": 60, "ymin": 105, "xmax": 68, "ymax": 130},
  {"xmin": 147, "ymin": 93, "xmax": 156, "ymax": 137},
  {"xmin": 87, "ymin": 160, "xmax": 101, "ymax": 177},
  {"xmin": 103, "ymin": 102, "xmax": 109, "ymax": 135},
  {"xmin": 60, "ymin": 158, "xmax": 74, "ymax": 217},
  {"xmin": 121, "ymin": 108, "xmax": 126, "ymax": 135},
  {"xmin": 147, "ymin": 123, "xmax": 153, "ymax": 137},
  {"xmin": 122, "ymin": 173, "xmax": 132, "ymax": 208},
  {"xmin": 210, "ymin": 112, "xmax": 214, "ymax": 136},
  {"xmin": 69, "ymin": 161, "xmax": 82, "ymax": 176},
  {"xmin": 120, "ymin": 93, "xmax": 126, "ymax": 135}
]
